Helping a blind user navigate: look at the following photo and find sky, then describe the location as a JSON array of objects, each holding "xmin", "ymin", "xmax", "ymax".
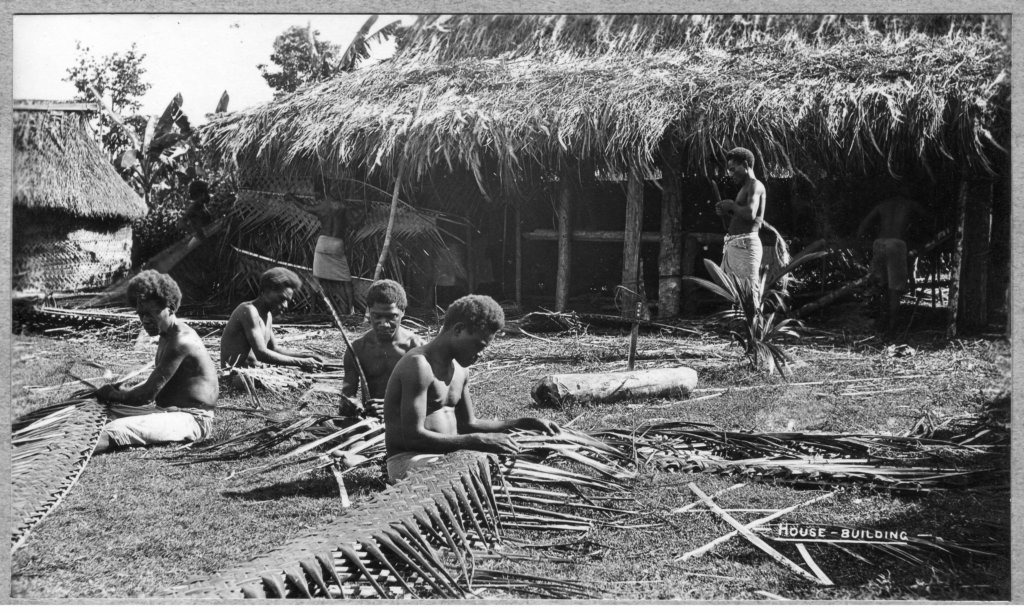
[{"xmin": 13, "ymin": 14, "xmax": 411, "ymax": 123}]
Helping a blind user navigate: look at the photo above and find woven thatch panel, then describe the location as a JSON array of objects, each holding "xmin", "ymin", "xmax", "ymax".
[
  {"xmin": 13, "ymin": 221, "xmax": 134, "ymax": 293},
  {"xmin": 13, "ymin": 102, "xmax": 146, "ymax": 221}
]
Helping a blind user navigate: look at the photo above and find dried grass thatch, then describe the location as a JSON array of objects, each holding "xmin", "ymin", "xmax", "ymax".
[
  {"xmin": 14, "ymin": 102, "xmax": 146, "ymax": 221},
  {"xmin": 201, "ymin": 14, "xmax": 1009, "ymax": 195}
]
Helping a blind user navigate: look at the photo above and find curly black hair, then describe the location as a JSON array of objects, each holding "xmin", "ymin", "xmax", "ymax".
[
  {"xmin": 442, "ymin": 294, "xmax": 505, "ymax": 334},
  {"xmin": 725, "ymin": 147, "xmax": 755, "ymax": 168},
  {"xmin": 260, "ymin": 267, "xmax": 302, "ymax": 292},
  {"xmin": 126, "ymin": 270, "xmax": 182, "ymax": 313},
  {"xmin": 366, "ymin": 279, "xmax": 408, "ymax": 310}
]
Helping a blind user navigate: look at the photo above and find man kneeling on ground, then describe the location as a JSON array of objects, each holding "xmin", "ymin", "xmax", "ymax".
[
  {"xmin": 221, "ymin": 267, "xmax": 324, "ymax": 371},
  {"xmin": 382, "ymin": 294, "xmax": 561, "ymax": 483},
  {"xmin": 94, "ymin": 271, "xmax": 219, "ymax": 452},
  {"xmin": 341, "ymin": 279, "xmax": 424, "ymax": 418}
]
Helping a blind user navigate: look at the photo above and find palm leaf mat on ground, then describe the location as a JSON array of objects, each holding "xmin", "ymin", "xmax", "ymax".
[
  {"xmin": 166, "ymin": 451, "xmax": 622, "ymax": 599},
  {"xmin": 11, "ymin": 396, "xmax": 108, "ymax": 551}
]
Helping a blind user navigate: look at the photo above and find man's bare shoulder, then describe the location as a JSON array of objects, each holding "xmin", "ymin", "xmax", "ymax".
[
  {"xmin": 228, "ymin": 301, "xmax": 259, "ymax": 322},
  {"xmin": 166, "ymin": 322, "xmax": 207, "ymax": 355},
  {"xmin": 397, "ymin": 328, "xmax": 426, "ymax": 348},
  {"xmin": 393, "ymin": 348, "xmax": 432, "ymax": 381}
]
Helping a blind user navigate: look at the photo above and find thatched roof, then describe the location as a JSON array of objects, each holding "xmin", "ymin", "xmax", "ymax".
[
  {"xmin": 14, "ymin": 101, "xmax": 146, "ymax": 221},
  {"xmin": 202, "ymin": 15, "xmax": 1009, "ymax": 192}
]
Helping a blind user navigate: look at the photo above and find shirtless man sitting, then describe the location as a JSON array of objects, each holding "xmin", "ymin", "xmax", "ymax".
[
  {"xmin": 94, "ymin": 271, "xmax": 219, "ymax": 452},
  {"xmin": 382, "ymin": 294, "xmax": 561, "ymax": 483},
  {"xmin": 714, "ymin": 147, "xmax": 767, "ymax": 304},
  {"xmin": 220, "ymin": 267, "xmax": 324, "ymax": 371},
  {"xmin": 856, "ymin": 195, "xmax": 927, "ymax": 332},
  {"xmin": 340, "ymin": 279, "xmax": 424, "ymax": 417}
]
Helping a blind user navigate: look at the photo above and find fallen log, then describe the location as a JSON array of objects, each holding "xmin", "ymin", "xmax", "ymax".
[{"xmin": 531, "ymin": 366, "xmax": 698, "ymax": 407}]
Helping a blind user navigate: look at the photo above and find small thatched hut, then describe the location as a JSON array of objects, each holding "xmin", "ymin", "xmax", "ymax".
[
  {"xmin": 202, "ymin": 15, "xmax": 1010, "ymax": 328},
  {"xmin": 13, "ymin": 100, "xmax": 147, "ymax": 295}
]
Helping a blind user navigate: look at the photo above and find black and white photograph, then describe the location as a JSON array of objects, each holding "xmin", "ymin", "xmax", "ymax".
[{"xmin": 5, "ymin": 5, "xmax": 1019, "ymax": 603}]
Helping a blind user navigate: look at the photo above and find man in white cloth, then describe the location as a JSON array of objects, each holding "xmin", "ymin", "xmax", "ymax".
[
  {"xmin": 382, "ymin": 294, "xmax": 561, "ymax": 483},
  {"xmin": 714, "ymin": 147, "xmax": 767, "ymax": 305},
  {"xmin": 94, "ymin": 271, "xmax": 218, "ymax": 452},
  {"xmin": 856, "ymin": 195, "xmax": 926, "ymax": 332}
]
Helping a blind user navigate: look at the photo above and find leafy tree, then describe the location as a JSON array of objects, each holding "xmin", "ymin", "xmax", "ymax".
[
  {"xmin": 258, "ymin": 23, "xmax": 341, "ymax": 95},
  {"xmin": 63, "ymin": 42, "xmax": 151, "ymax": 158},
  {"xmin": 258, "ymin": 17, "xmax": 401, "ymax": 95}
]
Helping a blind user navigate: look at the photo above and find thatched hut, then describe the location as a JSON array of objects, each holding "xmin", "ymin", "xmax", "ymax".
[
  {"xmin": 13, "ymin": 100, "xmax": 147, "ymax": 295},
  {"xmin": 202, "ymin": 15, "xmax": 1010, "ymax": 329}
]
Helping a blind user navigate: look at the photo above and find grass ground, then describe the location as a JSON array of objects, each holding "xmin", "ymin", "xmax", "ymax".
[{"xmin": 9, "ymin": 302, "xmax": 1012, "ymax": 600}]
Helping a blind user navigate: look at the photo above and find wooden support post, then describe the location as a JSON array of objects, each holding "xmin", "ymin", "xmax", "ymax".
[
  {"xmin": 959, "ymin": 179, "xmax": 993, "ymax": 331},
  {"xmin": 627, "ymin": 301, "xmax": 642, "ymax": 371},
  {"xmin": 554, "ymin": 176, "xmax": 573, "ymax": 312},
  {"xmin": 680, "ymin": 234, "xmax": 701, "ymax": 316},
  {"xmin": 946, "ymin": 181, "xmax": 968, "ymax": 339},
  {"xmin": 658, "ymin": 143, "xmax": 683, "ymax": 319},
  {"xmin": 515, "ymin": 205, "xmax": 523, "ymax": 307},
  {"xmin": 621, "ymin": 168, "xmax": 645, "ymax": 317},
  {"xmin": 465, "ymin": 223, "xmax": 475, "ymax": 294},
  {"xmin": 987, "ymin": 174, "xmax": 1010, "ymax": 326}
]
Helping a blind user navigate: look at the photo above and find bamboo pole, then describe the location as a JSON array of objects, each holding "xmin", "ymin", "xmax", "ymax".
[
  {"xmin": 687, "ymin": 483, "xmax": 824, "ymax": 584},
  {"xmin": 305, "ymin": 276, "xmax": 370, "ymax": 406},
  {"xmin": 373, "ymin": 88, "xmax": 428, "ymax": 281},
  {"xmin": 658, "ymin": 142, "xmax": 683, "ymax": 318}
]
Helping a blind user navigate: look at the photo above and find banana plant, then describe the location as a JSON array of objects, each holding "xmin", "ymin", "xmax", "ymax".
[{"xmin": 89, "ymin": 86, "xmax": 193, "ymax": 208}]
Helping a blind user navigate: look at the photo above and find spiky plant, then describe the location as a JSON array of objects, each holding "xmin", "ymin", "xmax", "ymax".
[{"xmin": 683, "ymin": 246, "xmax": 827, "ymax": 375}]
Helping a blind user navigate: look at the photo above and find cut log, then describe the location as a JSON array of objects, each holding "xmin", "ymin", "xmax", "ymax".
[{"xmin": 531, "ymin": 366, "xmax": 698, "ymax": 407}]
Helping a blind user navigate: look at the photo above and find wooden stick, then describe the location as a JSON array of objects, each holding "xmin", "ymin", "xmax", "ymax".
[
  {"xmin": 374, "ymin": 88, "xmax": 428, "ymax": 281},
  {"xmin": 676, "ymin": 489, "xmax": 835, "ymax": 561},
  {"xmin": 668, "ymin": 482, "xmax": 745, "ymax": 514},
  {"xmin": 686, "ymin": 483, "xmax": 824, "ymax": 584},
  {"xmin": 627, "ymin": 301, "xmax": 642, "ymax": 371},
  {"xmin": 795, "ymin": 543, "xmax": 833, "ymax": 586},
  {"xmin": 305, "ymin": 276, "xmax": 370, "ymax": 406}
]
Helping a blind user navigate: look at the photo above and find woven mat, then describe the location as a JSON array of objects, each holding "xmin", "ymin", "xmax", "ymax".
[
  {"xmin": 12, "ymin": 398, "xmax": 108, "ymax": 551},
  {"xmin": 166, "ymin": 451, "xmax": 498, "ymax": 599}
]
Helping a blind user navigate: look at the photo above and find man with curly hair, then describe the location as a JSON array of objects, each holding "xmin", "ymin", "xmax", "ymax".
[
  {"xmin": 94, "ymin": 271, "xmax": 219, "ymax": 452},
  {"xmin": 340, "ymin": 279, "xmax": 424, "ymax": 418},
  {"xmin": 714, "ymin": 147, "xmax": 767, "ymax": 304},
  {"xmin": 382, "ymin": 294, "xmax": 561, "ymax": 483},
  {"xmin": 221, "ymin": 267, "xmax": 325, "ymax": 371}
]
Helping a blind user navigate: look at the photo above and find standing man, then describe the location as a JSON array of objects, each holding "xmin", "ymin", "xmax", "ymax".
[
  {"xmin": 340, "ymin": 279, "xmax": 425, "ymax": 417},
  {"xmin": 220, "ymin": 267, "xmax": 325, "ymax": 371},
  {"xmin": 94, "ymin": 271, "xmax": 218, "ymax": 452},
  {"xmin": 714, "ymin": 147, "xmax": 767, "ymax": 305},
  {"xmin": 856, "ymin": 195, "xmax": 926, "ymax": 332},
  {"xmin": 291, "ymin": 187, "xmax": 356, "ymax": 316},
  {"xmin": 382, "ymin": 294, "xmax": 561, "ymax": 483}
]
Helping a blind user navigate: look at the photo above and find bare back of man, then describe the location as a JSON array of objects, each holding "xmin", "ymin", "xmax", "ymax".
[
  {"xmin": 220, "ymin": 302, "xmax": 271, "ymax": 368},
  {"xmin": 872, "ymin": 197, "xmax": 919, "ymax": 240}
]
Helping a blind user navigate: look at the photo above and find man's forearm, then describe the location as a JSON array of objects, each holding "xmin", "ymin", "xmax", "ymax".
[{"xmin": 254, "ymin": 348, "xmax": 306, "ymax": 367}]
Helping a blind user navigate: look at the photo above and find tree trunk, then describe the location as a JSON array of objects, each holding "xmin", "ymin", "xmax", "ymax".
[
  {"xmin": 531, "ymin": 366, "xmax": 698, "ymax": 407},
  {"xmin": 958, "ymin": 180, "xmax": 992, "ymax": 331},
  {"xmin": 658, "ymin": 143, "xmax": 683, "ymax": 319},
  {"xmin": 554, "ymin": 176, "xmax": 573, "ymax": 312},
  {"xmin": 946, "ymin": 181, "xmax": 968, "ymax": 339},
  {"xmin": 620, "ymin": 168, "xmax": 645, "ymax": 316}
]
